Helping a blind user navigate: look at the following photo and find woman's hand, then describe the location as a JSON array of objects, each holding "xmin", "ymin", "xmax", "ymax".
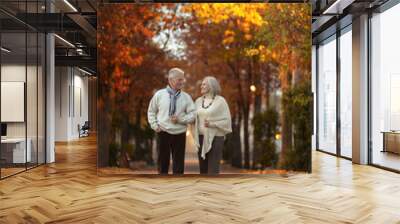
[
  {"xmin": 204, "ymin": 119, "xmax": 210, "ymax": 128},
  {"xmin": 204, "ymin": 119, "xmax": 215, "ymax": 128}
]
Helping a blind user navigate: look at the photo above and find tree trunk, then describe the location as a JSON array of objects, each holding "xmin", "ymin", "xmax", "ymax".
[
  {"xmin": 231, "ymin": 110, "xmax": 242, "ymax": 168},
  {"xmin": 98, "ymin": 83, "xmax": 112, "ymax": 167},
  {"xmin": 252, "ymin": 93, "xmax": 261, "ymax": 169},
  {"xmin": 134, "ymin": 98, "xmax": 143, "ymax": 150},
  {"xmin": 254, "ymin": 94, "xmax": 262, "ymax": 114},
  {"xmin": 243, "ymin": 105, "xmax": 250, "ymax": 169},
  {"xmin": 227, "ymin": 59, "xmax": 245, "ymax": 169},
  {"xmin": 119, "ymin": 109, "xmax": 130, "ymax": 168},
  {"xmin": 279, "ymin": 69, "xmax": 292, "ymax": 168},
  {"xmin": 263, "ymin": 63, "xmax": 272, "ymax": 110},
  {"xmin": 135, "ymin": 98, "xmax": 143, "ymax": 126}
]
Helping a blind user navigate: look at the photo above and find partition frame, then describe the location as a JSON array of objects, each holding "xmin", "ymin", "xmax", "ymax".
[
  {"xmin": 315, "ymin": 24, "xmax": 353, "ymax": 161},
  {"xmin": 367, "ymin": 0, "xmax": 400, "ymax": 173},
  {"xmin": 0, "ymin": 0, "xmax": 48, "ymax": 180}
]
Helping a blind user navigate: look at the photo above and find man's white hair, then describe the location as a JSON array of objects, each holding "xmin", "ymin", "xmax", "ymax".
[{"xmin": 168, "ymin": 67, "xmax": 185, "ymax": 79}]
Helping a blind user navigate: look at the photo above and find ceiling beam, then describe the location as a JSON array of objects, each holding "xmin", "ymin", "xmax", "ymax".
[
  {"xmin": 67, "ymin": 13, "xmax": 96, "ymax": 43},
  {"xmin": 55, "ymin": 55, "xmax": 96, "ymax": 70},
  {"xmin": 322, "ymin": 0, "xmax": 356, "ymax": 15}
]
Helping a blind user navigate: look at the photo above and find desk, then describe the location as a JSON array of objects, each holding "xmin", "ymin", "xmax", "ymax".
[
  {"xmin": 1, "ymin": 138, "xmax": 31, "ymax": 163},
  {"xmin": 381, "ymin": 131, "xmax": 400, "ymax": 154}
]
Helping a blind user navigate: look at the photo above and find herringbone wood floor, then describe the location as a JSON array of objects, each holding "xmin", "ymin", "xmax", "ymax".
[{"xmin": 1, "ymin": 135, "xmax": 400, "ymax": 223}]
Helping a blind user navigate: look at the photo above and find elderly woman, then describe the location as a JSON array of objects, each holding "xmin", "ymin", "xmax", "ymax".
[{"xmin": 192, "ymin": 76, "xmax": 232, "ymax": 174}]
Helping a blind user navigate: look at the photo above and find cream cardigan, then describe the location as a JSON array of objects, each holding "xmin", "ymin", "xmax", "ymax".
[{"xmin": 192, "ymin": 95, "xmax": 232, "ymax": 159}]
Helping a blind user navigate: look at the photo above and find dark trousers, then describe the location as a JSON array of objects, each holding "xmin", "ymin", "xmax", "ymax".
[
  {"xmin": 157, "ymin": 131, "xmax": 186, "ymax": 174},
  {"xmin": 197, "ymin": 135, "xmax": 224, "ymax": 175}
]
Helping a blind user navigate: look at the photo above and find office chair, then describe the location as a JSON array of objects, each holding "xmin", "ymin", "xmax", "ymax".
[{"xmin": 79, "ymin": 121, "xmax": 90, "ymax": 138}]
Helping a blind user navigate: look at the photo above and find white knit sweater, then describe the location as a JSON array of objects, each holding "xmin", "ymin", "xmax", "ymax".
[{"xmin": 147, "ymin": 88, "xmax": 196, "ymax": 135}]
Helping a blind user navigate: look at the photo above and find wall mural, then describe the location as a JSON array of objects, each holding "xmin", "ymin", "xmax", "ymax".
[{"xmin": 97, "ymin": 3, "xmax": 312, "ymax": 175}]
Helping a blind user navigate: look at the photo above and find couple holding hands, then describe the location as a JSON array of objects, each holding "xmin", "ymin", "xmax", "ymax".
[{"xmin": 147, "ymin": 68, "xmax": 232, "ymax": 175}]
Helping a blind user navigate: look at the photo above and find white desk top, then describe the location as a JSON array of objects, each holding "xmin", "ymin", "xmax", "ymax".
[{"xmin": 1, "ymin": 138, "xmax": 29, "ymax": 143}]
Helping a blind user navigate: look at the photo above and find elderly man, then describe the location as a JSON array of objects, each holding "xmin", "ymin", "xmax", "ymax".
[{"xmin": 147, "ymin": 68, "xmax": 195, "ymax": 175}]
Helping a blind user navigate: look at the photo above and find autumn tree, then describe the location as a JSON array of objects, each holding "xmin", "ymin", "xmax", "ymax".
[
  {"xmin": 181, "ymin": 3, "xmax": 275, "ymax": 169},
  {"xmin": 98, "ymin": 4, "xmax": 178, "ymax": 167},
  {"xmin": 254, "ymin": 4, "xmax": 311, "ymax": 167}
]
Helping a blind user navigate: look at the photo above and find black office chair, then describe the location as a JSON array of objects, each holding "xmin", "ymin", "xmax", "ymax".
[{"xmin": 78, "ymin": 121, "xmax": 90, "ymax": 138}]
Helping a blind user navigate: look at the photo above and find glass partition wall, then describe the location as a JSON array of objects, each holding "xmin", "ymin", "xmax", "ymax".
[
  {"xmin": 0, "ymin": 1, "xmax": 46, "ymax": 179},
  {"xmin": 317, "ymin": 35, "xmax": 337, "ymax": 155},
  {"xmin": 315, "ymin": 0, "xmax": 400, "ymax": 172},
  {"xmin": 316, "ymin": 26, "xmax": 353, "ymax": 159},
  {"xmin": 370, "ymin": 3, "xmax": 400, "ymax": 171},
  {"xmin": 339, "ymin": 27, "xmax": 352, "ymax": 159}
]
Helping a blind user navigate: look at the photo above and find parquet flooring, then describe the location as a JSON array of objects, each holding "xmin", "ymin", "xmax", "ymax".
[{"xmin": 1, "ymin": 135, "xmax": 400, "ymax": 223}]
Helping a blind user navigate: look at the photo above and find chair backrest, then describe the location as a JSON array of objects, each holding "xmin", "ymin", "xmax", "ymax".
[{"xmin": 83, "ymin": 121, "xmax": 90, "ymax": 129}]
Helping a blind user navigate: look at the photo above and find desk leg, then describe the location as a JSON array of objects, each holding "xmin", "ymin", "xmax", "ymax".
[{"xmin": 382, "ymin": 133, "xmax": 387, "ymax": 153}]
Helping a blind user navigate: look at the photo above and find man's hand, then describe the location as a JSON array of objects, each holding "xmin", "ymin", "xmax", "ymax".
[
  {"xmin": 170, "ymin": 115, "xmax": 178, "ymax": 124},
  {"xmin": 155, "ymin": 126, "xmax": 161, "ymax": 133}
]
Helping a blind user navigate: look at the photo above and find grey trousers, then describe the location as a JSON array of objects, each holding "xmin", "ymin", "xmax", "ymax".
[{"xmin": 197, "ymin": 135, "xmax": 224, "ymax": 175}]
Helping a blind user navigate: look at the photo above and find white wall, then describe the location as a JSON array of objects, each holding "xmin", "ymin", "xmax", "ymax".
[
  {"xmin": 55, "ymin": 67, "xmax": 89, "ymax": 141},
  {"xmin": 55, "ymin": 66, "xmax": 69, "ymax": 141},
  {"xmin": 1, "ymin": 63, "xmax": 46, "ymax": 164},
  {"xmin": 1, "ymin": 65, "xmax": 41, "ymax": 137},
  {"xmin": 72, "ymin": 72, "xmax": 89, "ymax": 138},
  {"xmin": 1, "ymin": 65, "xmax": 27, "ymax": 139}
]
